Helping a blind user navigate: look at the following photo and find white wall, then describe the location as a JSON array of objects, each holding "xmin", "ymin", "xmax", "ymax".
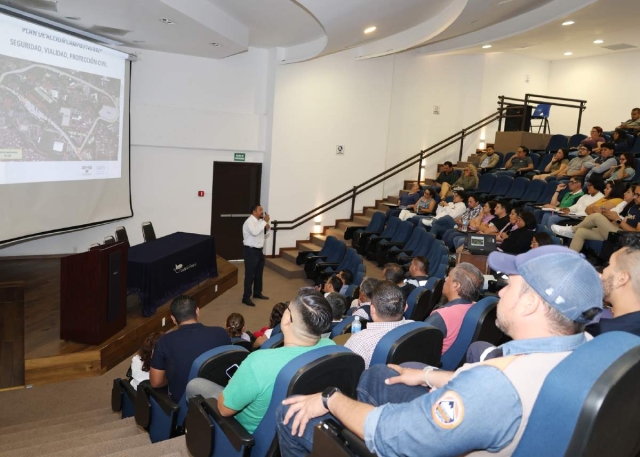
[
  {"xmin": 548, "ymin": 50, "xmax": 640, "ymax": 136},
  {"xmin": 1, "ymin": 48, "xmax": 270, "ymax": 256}
]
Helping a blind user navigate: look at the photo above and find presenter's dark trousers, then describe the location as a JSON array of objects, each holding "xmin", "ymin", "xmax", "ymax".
[{"xmin": 243, "ymin": 246, "xmax": 264, "ymax": 300}]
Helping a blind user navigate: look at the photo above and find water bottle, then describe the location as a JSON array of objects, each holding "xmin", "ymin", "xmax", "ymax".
[
  {"xmin": 462, "ymin": 219, "xmax": 469, "ymax": 233},
  {"xmin": 351, "ymin": 316, "xmax": 362, "ymax": 333}
]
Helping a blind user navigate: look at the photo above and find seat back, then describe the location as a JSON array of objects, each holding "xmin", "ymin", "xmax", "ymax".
[
  {"xmin": 401, "ymin": 231, "xmax": 435, "ymax": 261},
  {"xmin": 112, "ymin": 378, "xmax": 137, "ymax": 418},
  {"xmin": 424, "ymin": 277, "xmax": 444, "ymax": 317},
  {"xmin": 537, "ymin": 180, "xmax": 562, "ymax": 204},
  {"xmin": 490, "ymin": 176, "xmax": 514, "ymax": 196},
  {"xmin": 520, "ymin": 178, "xmax": 546, "ymax": 202},
  {"xmin": 104, "ymin": 235, "xmax": 116, "ymax": 245},
  {"xmin": 401, "ymin": 227, "xmax": 427, "ymax": 253},
  {"xmin": 370, "ymin": 322, "xmax": 443, "ymax": 367},
  {"xmin": 546, "ymin": 134, "xmax": 568, "ymax": 152},
  {"xmin": 503, "ymin": 151, "xmax": 515, "ymax": 165},
  {"xmin": 330, "ymin": 316, "xmax": 355, "ymax": 338},
  {"xmin": 142, "ymin": 221, "xmax": 156, "ymax": 242},
  {"xmin": 388, "ymin": 221, "xmax": 413, "ymax": 243},
  {"xmin": 529, "ymin": 153, "xmax": 541, "ymax": 169},
  {"xmin": 326, "ymin": 239, "xmax": 347, "ymax": 264},
  {"xmin": 378, "ymin": 217, "xmax": 400, "ymax": 239},
  {"xmin": 532, "ymin": 103, "xmax": 551, "ymax": 118},
  {"xmin": 494, "ymin": 152, "xmax": 505, "ymax": 169},
  {"xmin": 475, "ymin": 173, "xmax": 497, "ymax": 194},
  {"xmin": 336, "ymin": 248, "xmax": 358, "ymax": 272},
  {"xmin": 513, "ymin": 332, "xmax": 640, "ymax": 457},
  {"xmin": 535, "ymin": 152, "xmax": 554, "ymax": 173},
  {"xmin": 631, "ymin": 136, "xmax": 640, "ymax": 154},
  {"xmin": 317, "ymin": 235, "xmax": 337, "ymax": 258},
  {"xmin": 405, "ymin": 287, "xmax": 434, "ymax": 321},
  {"xmin": 426, "ymin": 242, "xmax": 448, "ymax": 276},
  {"xmin": 440, "ymin": 297, "xmax": 500, "ymax": 370},
  {"xmin": 503, "ymin": 177, "xmax": 530, "ymax": 200},
  {"xmin": 260, "ymin": 333, "xmax": 284, "ymax": 349},
  {"xmin": 115, "ymin": 226, "xmax": 129, "ymax": 243},
  {"xmin": 366, "ymin": 211, "xmax": 386, "ymax": 232},
  {"xmin": 403, "ymin": 287, "xmax": 425, "ymax": 319},
  {"xmin": 271, "ymin": 323, "xmax": 282, "ymax": 336},
  {"xmin": 568, "ymin": 134, "xmax": 587, "ymax": 148}
]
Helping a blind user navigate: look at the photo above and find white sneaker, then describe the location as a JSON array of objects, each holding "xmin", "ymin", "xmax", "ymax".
[
  {"xmin": 421, "ymin": 218, "xmax": 433, "ymax": 227},
  {"xmin": 551, "ymin": 224, "xmax": 575, "ymax": 238}
]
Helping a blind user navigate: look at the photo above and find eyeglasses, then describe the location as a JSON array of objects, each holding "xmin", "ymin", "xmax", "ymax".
[
  {"xmin": 286, "ymin": 303, "xmax": 293, "ymax": 322},
  {"xmin": 568, "ymin": 180, "xmax": 578, "ymax": 184}
]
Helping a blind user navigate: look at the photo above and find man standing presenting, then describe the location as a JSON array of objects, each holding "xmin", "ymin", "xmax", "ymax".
[{"xmin": 242, "ymin": 205, "xmax": 270, "ymax": 307}]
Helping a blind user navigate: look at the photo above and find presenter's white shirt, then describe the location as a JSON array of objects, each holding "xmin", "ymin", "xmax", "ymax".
[{"xmin": 243, "ymin": 215, "xmax": 268, "ymax": 249}]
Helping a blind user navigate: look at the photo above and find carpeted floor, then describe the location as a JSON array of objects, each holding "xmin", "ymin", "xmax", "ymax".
[{"xmin": 0, "ymin": 260, "xmax": 383, "ymax": 428}]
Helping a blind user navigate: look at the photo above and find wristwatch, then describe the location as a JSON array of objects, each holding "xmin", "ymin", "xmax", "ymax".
[{"xmin": 322, "ymin": 387, "xmax": 341, "ymax": 411}]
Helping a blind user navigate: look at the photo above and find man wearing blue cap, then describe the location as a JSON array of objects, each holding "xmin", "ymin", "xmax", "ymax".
[{"xmin": 276, "ymin": 246, "xmax": 603, "ymax": 457}]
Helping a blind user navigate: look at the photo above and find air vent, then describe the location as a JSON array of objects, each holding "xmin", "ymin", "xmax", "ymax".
[
  {"xmin": 602, "ymin": 43, "xmax": 637, "ymax": 51},
  {"xmin": 9, "ymin": 0, "xmax": 58, "ymax": 12},
  {"xmin": 89, "ymin": 25, "xmax": 131, "ymax": 36}
]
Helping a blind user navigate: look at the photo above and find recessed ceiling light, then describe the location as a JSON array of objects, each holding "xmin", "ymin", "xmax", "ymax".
[
  {"xmin": 593, "ymin": 39, "xmax": 604, "ymax": 44},
  {"xmin": 133, "ymin": 40, "xmax": 145, "ymax": 43},
  {"xmin": 364, "ymin": 26, "xmax": 376, "ymax": 34},
  {"xmin": 564, "ymin": 51, "xmax": 573, "ymax": 56},
  {"xmin": 159, "ymin": 18, "xmax": 176, "ymax": 25},
  {"xmin": 482, "ymin": 44, "xmax": 492, "ymax": 49},
  {"xmin": 65, "ymin": 16, "xmax": 81, "ymax": 20},
  {"xmin": 562, "ymin": 21, "xmax": 575, "ymax": 26},
  {"xmin": 210, "ymin": 42, "xmax": 221, "ymax": 47}
]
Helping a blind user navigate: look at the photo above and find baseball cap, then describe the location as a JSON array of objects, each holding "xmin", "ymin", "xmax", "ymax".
[{"xmin": 488, "ymin": 245, "xmax": 602, "ymax": 323}]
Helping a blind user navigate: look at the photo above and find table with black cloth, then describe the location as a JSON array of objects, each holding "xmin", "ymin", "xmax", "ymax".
[{"xmin": 127, "ymin": 232, "xmax": 218, "ymax": 316}]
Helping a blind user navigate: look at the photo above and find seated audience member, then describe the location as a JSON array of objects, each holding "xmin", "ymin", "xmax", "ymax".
[
  {"xmin": 337, "ymin": 269, "xmax": 353, "ymax": 296},
  {"xmin": 532, "ymin": 148, "xmax": 569, "ymax": 181},
  {"xmin": 445, "ymin": 200, "xmax": 496, "ymax": 251},
  {"xmin": 583, "ymin": 181, "xmax": 625, "ymax": 215},
  {"xmin": 150, "ymin": 295, "xmax": 231, "ymax": 400},
  {"xmin": 544, "ymin": 178, "xmax": 604, "ymax": 228},
  {"xmin": 226, "ymin": 313, "xmax": 251, "ymax": 343},
  {"xmin": 186, "ymin": 289, "xmax": 334, "ymax": 433},
  {"xmin": 580, "ymin": 126, "xmax": 605, "ymax": 149},
  {"xmin": 582, "ymin": 143, "xmax": 616, "ymax": 181},
  {"xmin": 398, "ymin": 187, "xmax": 436, "ymax": 221},
  {"xmin": 424, "ymin": 263, "xmax": 484, "ymax": 353},
  {"xmin": 553, "ymin": 184, "xmax": 640, "ymax": 252},
  {"xmin": 617, "ymin": 107, "xmax": 640, "ymax": 134},
  {"xmin": 476, "ymin": 201, "xmax": 511, "ymax": 235},
  {"xmin": 326, "ymin": 292, "xmax": 348, "ymax": 327},
  {"xmin": 499, "ymin": 210, "xmax": 536, "ymax": 254},
  {"xmin": 555, "ymin": 144, "xmax": 594, "ymax": 179},
  {"xmin": 495, "ymin": 207, "xmax": 522, "ymax": 246},
  {"xmin": 611, "ymin": 128, "xmax": 632, "ymax": 153},
  {"xmin": 496, "ymin": 146, "xmax": 533, "ymax": 177},
  {"xmin": 345, "ymin": 281, "xmax": 413, "ymax": 368},
  {"xmin": 422, "ymin": 191, "xmax": 467, "ymax": 228},
  {"xmin": 530, "ymin": 232, "xmax": 554, "ymax": 249},
  {"xmin": 477, "ymin": 146, "xmax": 500, "ymax": 173},
  {"xmin": 406, "ymin": 256, "xmax": 429, "ymax": 287},
  {"xmin": 604, "ymin": 152, "xmax": 636, "ymax": 182},
  {"xmin": 385, "ymin": 183, "xmax": 421, "ymax": 219},
  {"xmin": 435, "ymin": 161, "xmax": 458, "ymax": 188},
  {"xmin": 439, "ymin": 165, "xmax": 479, "ymax": 199},
  {"xmin": 276, "ymin": 246, "xmax": 602, "ymax": 457},
  {"xmin": 383, "ymin": 263, "xmax": 415, "ymax": 299},
  {"xmin": 587, "ymin": 244, "xmax": 640, "ymax": 337},
  {"xmin": 430, "ymin": 194, "xmax": 481, "ymax": 239},
  {"xmin": 253, "ymin": 302, "xmax": 288, "ymax": 347},
  {"xmin": 130, "ymin": 331, "xmax": 163, "ymax": 390},
  {"xmin": 350, "ymin": 277, "xmax": 379, "ymax": 321},
  {"xmin": 322, "ymin": 275, "xmax": 343, "ymax": 297},
  {"xmin": 537, "ymin": 178, "xmax": 584, "ymax": 226}
]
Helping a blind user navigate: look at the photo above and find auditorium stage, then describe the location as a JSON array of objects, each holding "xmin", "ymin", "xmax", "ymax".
[{"xmin": 0, "ymin": 255, "xmax": 237, "ymax": 386}]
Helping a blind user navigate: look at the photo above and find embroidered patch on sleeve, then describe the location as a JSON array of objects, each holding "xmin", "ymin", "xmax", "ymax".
[{"xmin": 432, "ymin": 391, "xmax": 465, "ymax": 429}]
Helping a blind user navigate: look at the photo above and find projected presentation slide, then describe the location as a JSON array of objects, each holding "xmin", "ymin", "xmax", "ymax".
[{"xmin": 0, "ymin": 14, "xmax": 126, "ymax": 185}]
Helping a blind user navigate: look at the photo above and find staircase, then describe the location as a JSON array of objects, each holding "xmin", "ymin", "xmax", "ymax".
[{"xmin": 0, "ymin": 407, "xmax": 189, "ymax": 457}]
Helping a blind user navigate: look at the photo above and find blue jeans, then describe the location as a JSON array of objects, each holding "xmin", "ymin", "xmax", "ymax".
[
  {"xmin": 544, "ymin": 213, "xmax": 570, "ymax": 227},
  {"xmin": 431, "ymin": 216, "xmax": 456, "ymax": 239},
  {"xmin": 453, "ymin": 235, "xmax": 466, "ymax": 251}
]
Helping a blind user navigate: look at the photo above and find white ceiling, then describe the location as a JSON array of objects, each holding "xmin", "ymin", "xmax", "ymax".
[{"xmin": 1, "ymin": 0, "xmax": 639, "ymax": 63}]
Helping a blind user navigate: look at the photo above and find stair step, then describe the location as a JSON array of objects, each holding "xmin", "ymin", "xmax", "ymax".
[
  {"xmin": 42, "ymin": 433, "xmax": 152, "ymax": 457},
  {"xmin": 296, "ymin": 242, "xmax": 319, "ymax": 252},
  {"xmin": 325, "ymin": 228, "xmax": 345, "ymax": 239},
  {"xmin": 376, "ymin": 202, "xmax": 389, "ymax": 211},
  {"xmin": 364, "ymin": 208, "xmax": 383, "ymax": 218},
  {"xmin": 103, "ymin": 436, "xmax": 187, "ymax": 457},
  {"xmin": 0, "ymin": 407, "xmax": 114, "ymax": 435},
  {"xmin": 386, "ymin": 196, "xmax": 399, "ymax": 204},
  {"xmin": 1, "ymin": 411, "xmax": 122, "ymax": 445},
  {"xmin": 353, "ymin": 215, "xmax": 371, "ymax": 226},
  {"xmin": 264, "ymin": 257, "xmax": 307, "ymax": 279},
  {"xmin": 281, "ymin": 249, "xmax": 298, "ymax": 263},
  {"xmin": 0, "ymin": 419, "xmax": 145, "ymax": 457}
]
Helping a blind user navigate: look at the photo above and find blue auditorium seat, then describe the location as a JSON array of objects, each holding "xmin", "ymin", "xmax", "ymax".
[{"xmin": 369, "ymin": 322, "xmax": 443, "ymax": 367}]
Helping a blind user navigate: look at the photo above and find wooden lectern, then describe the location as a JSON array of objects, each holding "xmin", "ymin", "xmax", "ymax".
[{"xmin": 60, "ymin": 242, "xmax": 128, "ymax": 345}]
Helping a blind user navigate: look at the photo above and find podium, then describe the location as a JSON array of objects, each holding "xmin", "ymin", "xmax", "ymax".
[{"xmin": 60, "ymin": 242, "xmax": 128, "ymax": 345}]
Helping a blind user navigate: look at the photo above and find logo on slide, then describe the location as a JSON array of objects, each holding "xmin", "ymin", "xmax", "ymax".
[
  {"xmin": 174, "ymin": 263, "xmax": 196, "ymax": 273},
  {"xmin": 81, "ymin": 165, "xmax": 93, "ymax": 175}
]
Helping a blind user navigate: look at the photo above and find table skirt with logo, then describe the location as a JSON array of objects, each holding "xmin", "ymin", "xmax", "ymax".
[{"xmin": 127, "ymin": 232, "xmax": 218, "ymax": 316}]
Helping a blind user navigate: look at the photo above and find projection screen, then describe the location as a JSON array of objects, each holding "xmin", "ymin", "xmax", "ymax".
[{"xmin": 0, "ymin": 12, "xmax": 132, "ymax": 245}]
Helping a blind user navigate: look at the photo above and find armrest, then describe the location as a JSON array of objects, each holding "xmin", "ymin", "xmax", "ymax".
[
  {"xmin": 316, "ymin": 262, "xmax": 340, "ymax": 269},
  {"xmin": 141, "ymin": 382, "xmax": 179, "ymax": 416},
  {"xmin": 318, "ymin": 420, "xmax": 376, "ymax": 457},
  {"xmin": 383, "ymin": 242, "xmax": 406, "ymax": 248},
  {"xmin": 307, "ymin": 255, "xmax": 328, "ymax": 260},
  {"xmin": 204, "ymin": 397, "xmax": 255, "ymax": 452}
]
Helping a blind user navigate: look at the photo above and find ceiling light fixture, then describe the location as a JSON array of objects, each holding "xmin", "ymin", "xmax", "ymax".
[
  {"xmin": 562, "ymin": 21, "xmax": 575, "ymax": 26},
  {"xmin": 593, "ymin": 39, "xmax": 604, "ymax": 44},
  {"xmin": 65, "ymin": 16, "xmax": 81, "ymax": 20},
  {"xmin": 564, "ymin": 51, "xmax": 573, "ymax": 56},
  {"xmin": 364, "ymin": 26, "xmax": 376, "ymax": 34},
  {"xmin": 210, "ymin": 42, "xmax": 221, "ymax": 47},
  {"xmin": 159, "ymin": 18, "xmax": 176, "ymax": 25},
  {"xmin": 482, "ymin": 44, "xmax": 492, "ymax": 49}
]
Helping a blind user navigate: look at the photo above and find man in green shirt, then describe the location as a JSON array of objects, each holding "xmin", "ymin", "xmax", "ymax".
[
  {"xmin": 535, "ymin": 177, "xmax": 584, "ymax": 225},
  {"xmin": 185, "ymin": 289, "xmax": 335, "ymax": 433}
]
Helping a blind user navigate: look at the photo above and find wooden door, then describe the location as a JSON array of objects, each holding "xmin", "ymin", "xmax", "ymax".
[{"xmin": 211, "ymin": 162, "xmax": 262, "ymax": 260}]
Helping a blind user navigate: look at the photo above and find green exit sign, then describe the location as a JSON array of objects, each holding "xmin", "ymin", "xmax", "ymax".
[{"xmin": 234, "ymin": 153, "xmax": 246, "ymax": 162}]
